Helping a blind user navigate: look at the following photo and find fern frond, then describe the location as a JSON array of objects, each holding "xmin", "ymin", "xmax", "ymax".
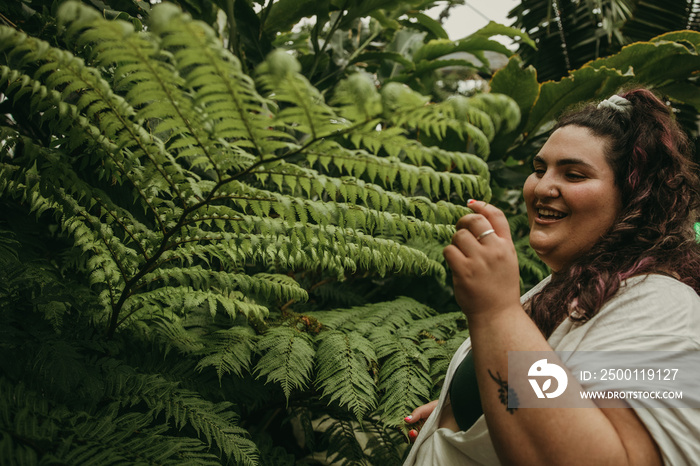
[
  {"xmin": 397, "ymin": 311, "xmax": 465, "ymax": 341},
  {"xmin": 161, "ymin": 396, "xmax": 258, "ymax": 465},
  {"xmin": 124, "ymin": 286, "xmax": 269, "ymax": 322},
  {"xmin": 2, "ymin": 26, "xmax": 188, "ymax": 208},
  {"xmin": 331, "ymin": 71, "xmax": 383, "ymax": 122},
  {"xmin": 345, "ymin": 127, "xmax": 490, "ymax": 177},
  {"xmin": 302, "ymin": 140, "xmax": 488, "ymax": 201},
  {"xmin": 254, "ymin": 326, "xmax": 315, "ymax": 400},
  {"xmin": 0, "ymin": 66, "xmax": 170, "ymax": 227},
  {"xmin": 61, "ymin": 3, "xmax": 228, "ymax": 184},
  {"xmin": 0, "ymin": 379, "xmax": 221, "ymax": 465},
  {"xmin": 257, "ymin": 50, "xmax": 347, "ymax": 141},
  {"xmin": 150, "ymin": 4, "xmax": 289, "ymax": 158},
  {"xmin": 255, "ymin": 159, "xmax": 471, "ymax": 224},
  {"xmin": 197, "ymin": 326, "xmax": 258, "ymax": 382},
  {"xmin": 155, "ymin": 224, "xmax": 445, "ymax": 281},
  {"xmin": 460, "ymin": 92, "xmax": 522, "ymax": 135},
  {"xmin": 380, "ymin": 83, "xmax": 491, "ymax": 157},
  {"xmin": 0, "ymin": 147, "xmax": 132, "ymax": 318},
  {"xmin": 398, "ymin": 104, "xmax": 489, "ymax": 156},
  {"xmin": 215, "ymin": 179, "xmax": 456, "ymax": 242},
  {"xmin": 315, "ymin": 331, "xmax": 377, "ymax": 421},
  {"xmin": 58, "ymin": 412, "xmax": 222, "ymax": 466},
  {"xmin": 372, "ymin": 332, "xmax": 432, "ymax": 426},
  {"xmin": 104, "ymin": 371, "xmax": 259, "ymax": 465},
  {"xmin": 310, "ymin": 297, "xmax": 434, "ymax": 335},
  {"xmin": 148, "ymin": 315, "xmax": 206, "ymax": 355},
  {"xmin": 136, "ymin": 267, "xmax": 307, "ymax": 303}
]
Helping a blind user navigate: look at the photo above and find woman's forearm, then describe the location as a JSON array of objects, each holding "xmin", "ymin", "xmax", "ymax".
[{"xmin": 468, "ymin": 307, "xmax": 632, "ymax": 466}]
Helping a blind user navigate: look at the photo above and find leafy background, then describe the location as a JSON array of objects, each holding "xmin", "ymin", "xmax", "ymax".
[{"xmin": 0, "ymin": 0, "xmax": 698, "ymax": 464}]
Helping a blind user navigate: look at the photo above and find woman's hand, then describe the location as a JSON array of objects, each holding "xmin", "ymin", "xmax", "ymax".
[
  {"xmin": 405, "ymin": 400, "xmax": 439, "ymax": 442},
  {"xmin": 443, "ymin": 200, "xmax": 521, "ymax": 320}
]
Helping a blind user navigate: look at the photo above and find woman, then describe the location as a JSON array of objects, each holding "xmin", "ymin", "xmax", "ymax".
[{"xmin": 404, "ymin": 89, "xmax": 700, "ymax": 465}]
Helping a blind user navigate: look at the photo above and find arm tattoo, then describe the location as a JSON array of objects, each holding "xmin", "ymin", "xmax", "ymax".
[{"xmin": 488, "ymin": 369, "xmax": 519, "ymax": 414}]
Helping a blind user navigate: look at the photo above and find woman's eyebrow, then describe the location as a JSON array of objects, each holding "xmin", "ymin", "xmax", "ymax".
[{"xmin": 533, "ymin": 155, "xmax": 595, "ymax": 169}]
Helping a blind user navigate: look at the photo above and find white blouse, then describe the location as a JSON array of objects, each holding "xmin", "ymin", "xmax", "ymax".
[{"xmin": 403, "ymin": 275, "xmax": 700, "ymax": 466}]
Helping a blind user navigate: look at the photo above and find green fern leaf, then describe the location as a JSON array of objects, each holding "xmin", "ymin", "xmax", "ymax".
[
  {"xmin": 315, "ymin": 331, "xmax": 377, "ymax": 421},
  {"xmin": 255, "ymin": 326, "xmax": 315, "ymax": 400},
  {"xmin": 196, "ymin": 325, "xmax": 257, "ymax": 382}
]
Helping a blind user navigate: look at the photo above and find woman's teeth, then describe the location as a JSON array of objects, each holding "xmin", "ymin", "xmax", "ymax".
[{"xmin": 538, "ymin": 209, "xmax": 566, "ymax": 218}]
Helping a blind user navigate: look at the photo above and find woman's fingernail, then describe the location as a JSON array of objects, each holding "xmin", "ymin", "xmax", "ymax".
[
  {"xmin": 404, "ymin": 415, "xmax": 413, "ymax": 422},
  {"xmin": 408, "ymin": 429, "xmax": 418, "ymax": 440},
  {"xmin": 467, "ymin": 199, "xmax": 477, "ymax": 205}
]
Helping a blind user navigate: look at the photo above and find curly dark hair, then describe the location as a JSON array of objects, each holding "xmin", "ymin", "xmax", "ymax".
[{"xmin": 527, "ymin": 88, "xmax": 700, "ymax": 338}]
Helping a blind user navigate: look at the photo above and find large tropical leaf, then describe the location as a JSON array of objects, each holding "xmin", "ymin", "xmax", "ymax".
[
  {"xmin": 509, "ymin": 0, "xmax": 700, "ymax": 82},
  {"xmin": 490, "ymin": 31, "xmax": 700, "ymax": 150}
]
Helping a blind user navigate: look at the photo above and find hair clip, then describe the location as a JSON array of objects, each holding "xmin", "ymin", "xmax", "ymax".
[{"xmin": 597, "ymin": 95, "xmax": 632, "ymax": 115}]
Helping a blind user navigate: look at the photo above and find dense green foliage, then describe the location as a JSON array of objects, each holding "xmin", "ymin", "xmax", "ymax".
[
  {"xmin": 1, "ymin": 0, "xmax": 699, "ymax": 464},
  {"xmin": 0, "ymin": 2, "xmax": 519, "ymax": 463}
]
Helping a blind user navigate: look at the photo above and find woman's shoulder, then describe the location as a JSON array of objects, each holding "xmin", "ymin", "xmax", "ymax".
[
  {"xmin": 613, "ymin": 274, "xmax": 700, "ymax": 309},
  {"xmin": 578, "ymin": 274, "xmax": 700, "ymax": 350}
]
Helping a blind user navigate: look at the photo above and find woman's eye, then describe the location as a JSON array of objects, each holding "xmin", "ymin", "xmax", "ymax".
[
  {"xmin": 533, "ymin": 168, "xmax": 545, "ymax": 176},
  {"xmin": 566, "ymin": 173, "xmax": 585, "ymax": 180}
]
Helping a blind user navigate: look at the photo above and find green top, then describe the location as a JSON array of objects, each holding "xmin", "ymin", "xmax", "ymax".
[{"xmin": 448, "ymin": 349, "xmax": 483, "ymax": 431}]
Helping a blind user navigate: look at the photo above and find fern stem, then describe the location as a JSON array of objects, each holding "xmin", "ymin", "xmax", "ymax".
[
  {"xmin": 0, "ymin": 11, "xmax": 18, "ymax": 29},
  {"xmin": 280, "ymin": 299, "xmax": 295, "ymax": 313},
  {"xmin": 109, "ymin": 192, "xmax": 225, "ymax": 334},
  {"xmin": 309, "ymin": 278, "xmax": 334, "ymax": 292}
]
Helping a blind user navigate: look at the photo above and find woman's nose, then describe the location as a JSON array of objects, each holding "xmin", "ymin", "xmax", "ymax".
[{"xmin": 533, "ymin": 173, "xmax": 560, "ymax": 199}]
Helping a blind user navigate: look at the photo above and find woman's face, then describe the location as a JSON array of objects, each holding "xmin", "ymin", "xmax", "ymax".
[{"xmin": 523, "ymin": 125, "xmax": 622, "ymax": 272}]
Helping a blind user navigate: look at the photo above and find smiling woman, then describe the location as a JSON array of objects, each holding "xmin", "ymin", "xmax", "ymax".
[
  {"xmin": 527, "ymin": 89, "xmax": 700, "ymax": 337},
  {"xmin": 403, "ymin": 88, "xmax": 700, "ymax": 466}
]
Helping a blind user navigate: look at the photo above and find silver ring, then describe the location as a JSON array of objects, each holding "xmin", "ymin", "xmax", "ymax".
[{"xmin": 476, "ymin": 229, "xmax": 496, "ymax": 242}]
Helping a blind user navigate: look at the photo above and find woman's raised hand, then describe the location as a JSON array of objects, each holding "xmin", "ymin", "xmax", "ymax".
[{"xmin": 443, "ymin": 200, "xmax": 521, "ymax": 320}]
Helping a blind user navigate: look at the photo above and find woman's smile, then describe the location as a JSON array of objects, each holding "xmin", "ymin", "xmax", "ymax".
[{"xmin": 534, "ymin": 206, "xmax": 568, "ymax": 222}]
